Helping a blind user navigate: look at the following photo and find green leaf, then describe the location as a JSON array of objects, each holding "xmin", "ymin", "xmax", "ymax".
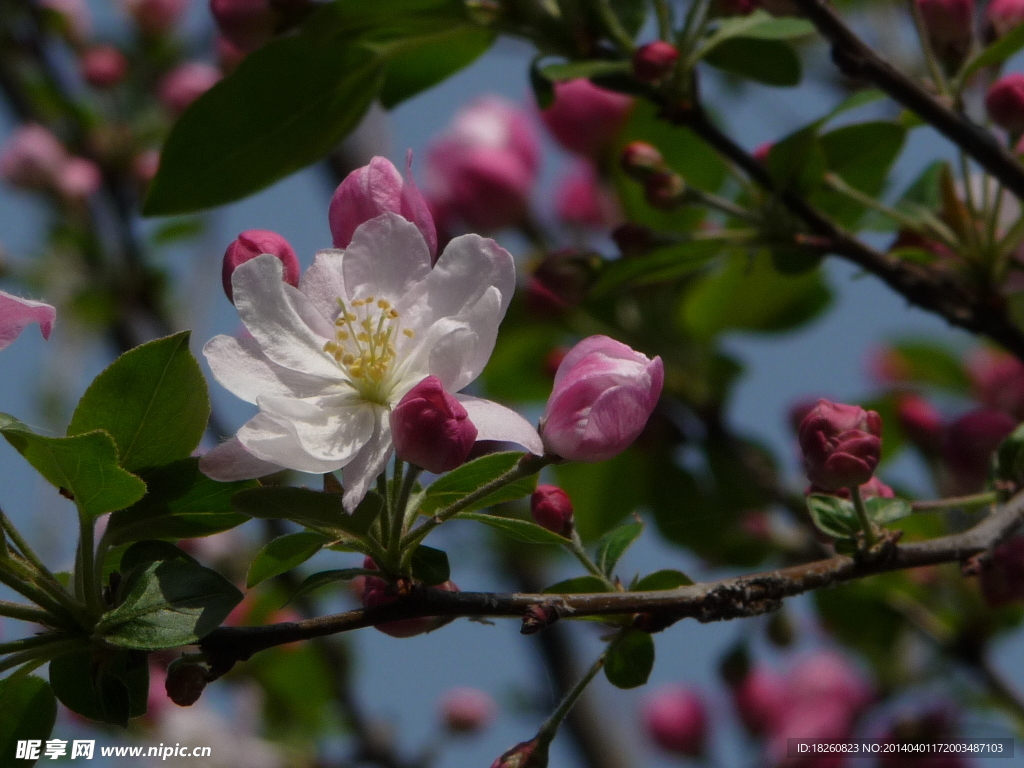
[
  {"xmin": 419, "ymin": 452, "xmax": 537, "ymax": 516},
  {"xmin": 539, "ymin": 59, "xmax": 633, "ymax": 81},
  {"xmin": 0, "ymin": 676, "xmax": 57, "ymax": 764},
  {"xmin": 997, "ymin": 423, "xmax": 1024, "ymax": 484},
  {"xmin": 632, "ymin": 569, "xmax": 693, "ymax": 590},
  {"xmin": 0, "ymin": 418, "xmax": 146, "ymax": 519},
  {"xmin": 380, "ymin": 26, "xmax": 494, "ymax": 108},
  {"xmin": 105, "ymin": 459, "xmax": 254, "ymax": 546},
  {"xmin": 67, "ymin": 333, "xmax": 210, "ymax": 472},
  {"xmin": 604, "ymin": 629, "xmax": 655, "ymax": 689},
  {"xmin": 806, "ymin": 494, "xmax": 861, "ymax": 539},
  {"xmin": 865, "ymin": 496, "xmax": 912, "ymax": 525},
  {"xmin": 456, "ymin": 512, "xmax": 569, "ymax": 545},
  {"xmin": 703, "ymin": 38, "xmax": 802, "ymax": 87},
  {"xmin": 247, "ymin": 531, "xmax": 330, "ymax": 588},
  {"xmin": 232, "ymin": 486, "xmax": 382, "ymax": 539},
  {"xmin": 482, "ymin": 317, "xmax": 566, "ymax": 402},
  {"xmin": 882, "ymin": 339, "xmax": 971, "ymax": 393},
  {"xmin": 285, "ymin": 568, "xmax": 369, "ymax": 605},
  {"xmin": 680, "ymin": 250, "xmax": 832, "ymax": 340},
  {"xmin": 595, "ymin": 521, "xmax": 644, "ymax": 576},
  {"xmin": 592, "ymin": 239, "xmax": 727, "ymax": 295},
  {"xmin": 961, "ymin": 22, "xmax": 1024, "ymax": 80},
  {"xmin": 765, "ymin": 126, "xmax": 826, "ymax": 194},
  {"xmin": 542, "ymin": 575, "xmax": 611, "ymax": 594},
  {"xmin": 529, "ymin": 56, "xmax": 555, "ymax": 109},
  {"xmin": 49, "ymin": 649, "xmax": 148, "ymax": 727},
  {"xmin": 410, "ymin": 544, "xmax": 450, "ymax": 586},
  {"xmin": 555, "ymin": 448, "xmax": 648, "ymax": 540},
  {"xmin": 97, "ymin": 542, "xmax": 243, "ymax": 650}
]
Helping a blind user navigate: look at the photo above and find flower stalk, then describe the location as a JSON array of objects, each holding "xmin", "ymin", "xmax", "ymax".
[{"xmin": 849, "ymin": 484, "xmax": 877, "ymax": 548}]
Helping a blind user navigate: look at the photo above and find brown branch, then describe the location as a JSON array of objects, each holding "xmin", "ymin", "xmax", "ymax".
[
  {"xmin": 200, "ymin": 489, "xmax": 1024, "ymax": 677},
  {"xmin": 789, "ymin": 0, "xmax": 1024, "ymax": 202}
]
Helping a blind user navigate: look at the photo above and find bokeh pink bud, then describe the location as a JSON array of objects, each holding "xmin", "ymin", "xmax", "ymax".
[
  {"xmin": 987, "ymin": 0, "xmax": 1024, "ymax": 38},
  {"xmin": 632, "ymin": 41, "xmax": 679, "ymax": 82},
  {"xmin": 125, "ymin": 0, "xmax": 189, "ymax": 35},
  {"xmin": 555, "ymin": 161, "xmax": 616, "ymax": 229},
  {"xmin": 642, "ymin": 685, "xmax": 709, "ymax": 757},
  {"xmin": 426, "ymin": 97, "xmax": 539, "ymax": 232},
  {"xmin": 530, "ymin": 485, "xmax": 574, "ymax": 536},
  {"xmin": 441, "ymin": 687, "xmax": 496, "ymax": 733},
  {"xmin": 788, "ymin": 652, "xmax": 874, "ymax": 716},
  {"xmin": 896, "ymin": 394, "xmax": 943, "ymax": 454},
  {"xmin": 968, "ymin": 348, "xmax": 1024, "ymax": 419},
  {"xmin": 158, "ymin": 62, "xmax": 221, "ymax": 115},
  {"xmin": 210, "ymin": 0, "xmax": 275, "ymax": 51},
  {"xmin": 798, "ymin": 399, "xmax": 882, "ymax": 491},
  {"xmin": 81, "ymin": 45, "xmax": 128, "ymax": 88},
  {"xmin": 132, "ymin": 150, "xmax": 160, "ymax": 186},
  {"xmin": 942, "ymin": 408, "xmax": 1016, "ymax": 489},
  {"xmin": 222, "ymin": 229, "xmax": 300, "ymax": 303},
  {"xmin": 55, "ymin": 157, "xmax": 102, "ymax": 204},
  {"xmin": 732, "ymin": 667, "xmax": 788, "ymax": 735},
  {"xmin": 916, "ymin": 0, "xmax": 975, "ymax": 68},
  {"xmin": 620, "ymin": 141, "xmax": 664, "ymax": 181},
  {"xmin": 329, "ymin": 155, "xmax": 437, "ymax": 260},
  {"xmin": 979, "ymin": 535, "xmax": 1024, "ymax": 607},
  {"xmin": 390, "ymin": 376, "xmax": 478, "ymax": 474},
  {"xmin": 0, "ymin": 124, "xmax": 68, "ymax": 190},
  {"xmin": 987, "ymin": 73, "xmax": 1024, "ymax": 133},
  {"xmin": 361, "ymin": 557, "xmax": 460, "ymax": 638},
  {"xmin": 541, "ymin": 79, "xmax": 632, "ymax": 157}
]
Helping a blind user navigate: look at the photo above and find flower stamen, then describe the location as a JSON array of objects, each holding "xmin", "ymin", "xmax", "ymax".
[{"xmin": 324, "ymin": 296, "xmax": 408, "ymax": 403}]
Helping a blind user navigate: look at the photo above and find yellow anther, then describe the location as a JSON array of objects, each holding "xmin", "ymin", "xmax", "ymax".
[
  {"xmin": 337, "ymin": 331, "xmax": 349, "ymax": 341},
  {"xmin": 357, "ymin": 332, "xmax": 370, "ymax": 342},
  {"xmin": 345, "ymin": 312, "xmax": 357, "ymax": 322},
  {"xmin": 341, "ymin": 353, "xmax": 355, "ymax": 365},
  {"xmin": 403, "ymin": 329, "xmax": 415, "ymax": 338},
  {"xmin": 365, "ymin": 295, "xmax": 374, "ymax": 303},
  {"xmin": 388, "ymin": 309, "xmax": 399, "ymax": 319},
  {"xmin": 377, "ymin": 299, "xmax": 390, "ymax": 309}
]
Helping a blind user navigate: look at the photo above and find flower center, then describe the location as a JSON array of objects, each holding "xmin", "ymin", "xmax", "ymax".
[{"xmin": 323, "ymin": 295, "xmax": 415, "ymax": 404}]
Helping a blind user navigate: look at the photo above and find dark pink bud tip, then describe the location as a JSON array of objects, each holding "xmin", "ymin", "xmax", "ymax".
[
  {"xmin": 391, "ymin": 376, "xmax": 478, "ymax": 474},
  {"xmin": 987, "ymin": 73, "xmax": 1024, "ymax": 133},
  {"xmin": 441, "ymin": 687, "xmax": 496, "ymax": 733},
  {"xmin": 530, "ymin": 485, "xmax": 573, "ymax": 536},
  {"xmin": 222, "ymin": 229, "xmax": 300, "ymax": 303},
  {"xmin": 642, "ymin": 686, "xmax": 709, "ymax": 757},
  {"xmin": 620, "ymin": 141, "xmax": 664, "ymax": 181},
  {"xmin": 797, "ymin": 399, "xmax": 883, "ymax": 491},
  {"xmin": 632, "ymin": 41, "xmax": 680, "ymax": 82},
  {"xmin": 81, "ymin": 45, "xmax": 128, "ymax": 89}
]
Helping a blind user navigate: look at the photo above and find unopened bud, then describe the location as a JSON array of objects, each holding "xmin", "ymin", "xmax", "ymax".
[
  {"xmin": 620, "ymin": 141, "xmax": 664, "ymax": 181},
  {"xmin": 222, "ymin": 229, "xmax": 300, "ymax": 303},
  {"xmin": 644, "ymin": 170, "xmax": 685, "ymax": 209},
  {"xmin": 987, "ymin": 73, "xmax": 1024, "ymax": 133},
  {"xmin": 491, "ymin": 737, "xmax": 548, "ymax": 768},
  {"xmin": 520, "ymin": 603, "xmax": 558, "ymax": 634},
  {"xmin": 158, "ymin": 62, "xmax": 221, "ymax": 115},
  {"xmin": 81, "ymin": 45, "xmax": 128, "ymax": 88},
  {"xmin": 642, "ymin": 686, "xmax": 709, "ymax": 757},
  {"xmin": 632, "ymin": 41, "xmax": 680, "ymax": 82},
  {"xmin": 391, "ymin": 376, "xmax": 478, "ymax": 474},
  {"xmin": 530, "ymin": 485, "xmax": 573, "ymax": 536},
  {"xmin": 164, "ymin": 659, "xmax": 209, "ymax": 707},
  {"xmin": 441, "ymin": 687, "xmax": 497, "ymax": 733},
  {"xmin": 987, "ymin": 0, "xmax": 1024, "ymax": 38}
]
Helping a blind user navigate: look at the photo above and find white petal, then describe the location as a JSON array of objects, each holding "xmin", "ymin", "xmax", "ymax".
[
  {"xmin": 258, "ymin": 394, "xmax": 374, "ymax": 463},
  {"xmin": 457, "ymin": 395, "xmax": 543, "ymax": 455},
  {"xmin": 299, "ymin": 249, "xmax": 347, "ymax": 321},
  {"xmin": 236, "ymin": 411, "xmax": 343, "ymax": 474},
  {"xmin": 204, "ymin": 334, "xmax": 338, "ymax": 404},
  {"xmin": 341, "ymin": 406, "xmax": 393, "ymax": 512},
  {"xmin": 342, "ymin": 213, "xmax": 432, "ymax": 306},
  {"xmin": 232, "ymin": 254, "xmax": 340, "ymax": 379},
  {"xmin": 199, "ymin": 437, "xmax": 284, "ymax": 481}
]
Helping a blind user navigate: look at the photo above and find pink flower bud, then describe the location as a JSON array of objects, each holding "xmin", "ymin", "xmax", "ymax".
[
  {"xmin": 555, "ymin": 161, "xmax": 616, "ymax": 229},
  {"xmin": 0, "ymin": 124, "xmax": 68, "ymax": 190},
  {"xmin": 210, "ymin": 0, "xmax": 275, "ymax": 51},
  {"xmin": 540, "ymin": 79, "xmax": 632, "ymax": 157},
  {"xmin": 222, "ymin": 229, "xmax": 300, "ymax": 302},
  {"xmin": 158, "ymin": 62, "xmax": 221, "ymax": 115},
  {"xmin": 132, "ymin": 150, "xmax": 160, "ymax": 186},
  {"xmin": 644, "ymin": 170, "xmax": 685, "ymax": 209},
  {"xmin": 361, "ymin": 557, "xmax": 460, "ymax": 638},
  {"xmin": 81, "ymin": 45, "xmax": 128, "ymax": 88},
  {"xmin": 426, "ymin": 97, "xmax": 539, "ymax": 232},
  {"xmin": 541, "ymin": 335, "xmax": 664, "ymax": 462},
  {"xmin": 125, "ymin": 0, "xmax": 189, "ymax": 35},
  {"xmin": 620, "ymin": 140, "xmax": 664, "ymax": 181},
  {"xmin": 0, "ymin": 290, "xmax": 56, "ymax": 351},
  {"xmin": 916, "ymin": 0, "xmax": 975, "ymax": 68},
  {"xmin": 642, "ymin": 685, "xmax": 709, "ymax": 757},
  {"xmin": 896, "ymin": 394, "xmax": 943, "ymax": 454},
  {"xmin": 440, "ymin": 687, "xmax": 496, "ymax": 733},
  {"xmin": 797, "ymin": 399, "xmax": 883, "ymax": 491},
  {"xmin": 788, "ymin": 398, "xmax": 820, "ymax": 434},
  {"xmin": 55, "ymin": 157, "xmax": 102, "ymax": 204},
  {"xmin": 767, "ymin": 701, "xmax": 855, "ymax": 768},
  {"xmin": 390, "ymin": 376, "xmax": 478, "ymax": 474},
  {"xmin": 979, "ymin": 535, "xmax": 1024, "ymax": 606},
  {"xmin": 329, "ymin": 154, "xmax": 437, "ymax": 260},
  {"xmin": 40, "ymin": 0, "xmax": 92, "ymax": 43},
  {"xmin": 789, "ymin": 652, "xmax": 873, "ymax": 716},
  {"xmin": 530, "ymin": 485, "xmax": 573, "ymax": 536},
  {"xmin": 752, "ymin": 141, "xmax": 774, "ymax": 163},
  {"xmin": 491, "ymin": 738, "xmax": 547, "ymax": 768},
  {"xmin": 942, "ymin": 408, "xmax": 1016, "ymax": 489},
  {"xmin": 968, "ymin": 347, "xmax": 1024, "ymax": 419},
  {"xmin": 987, "ymin": 73, "xmax": 1024, "ymax": 133},
  {"xmin": 632, "ymin": 41, "xmax": 680, "ymax": 82},
  {"xmin": 987, "ymin": 0, "xmax": 1024, "ymax": 38},
  {"xmin": 733, "ymin": 667, "xmax": 789, "ymax": 735}
]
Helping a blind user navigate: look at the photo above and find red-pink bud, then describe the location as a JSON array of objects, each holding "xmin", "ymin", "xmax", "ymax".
[
  {"xmin": 798, "ymin": 399, "xmax": 883, "ymax": 491},
  {"xmin": 620, "ymin": 140, "xmax": 665, "ymax": 181},
  {"xmin": 788, "ymin": 651, "xmax": 873, "ymax": 716},
  {"xmin": 632, "ymin": 41, "xmax": 680, "ymax": 82},
  {"xmin": 987, "ymin": 73, "xmax": 1024, "ymax": 133},
  {"xmin": 125, "ymin": 0, "xmax": 189, "ymax": 35},
  {"xmin": 896, "ymin": 394, "xmax": 943, "ymax": 454},
  {"xmin": 222, "ymin": 229, "xmax": 300, "ymax": 302},
  {"xmin": 752, "ymin": 141, "xmax": 774, "ymax": 164},
  {"xmin": 530, "ymin": 485, "xmax": 573, "ymax": 536},
  {"xmin": 542, "ymin": 335, "xmax": 664, "ymax": 462},
  {"xmin": 329, "ymin": 154, "xmax": 437, "ymax": 260},
  {"xmin": 767, "ymin": 701, "xmax": 855, "ymax": 767},
  {"xmin": 490, "ymin": 738, "xmax": 547, "ymax": 768},
  {"xmin": 210, "ymin": 0, "xmax": 275, "ymax": 51},
  {"xmin": 540, "ymin": 79, "xmax": 632, "ymax": 157},
  {"xmin": 158, "ymin": 62, "xmax": 221, "ymax": 115},
  {"xmin": 81, "ymin": 45, "xmax": 128, "ymax": 88},
  {"xmin": 0, "ymin": 124, "xmax": 68, "ymax": 190},
  {"xmin": 555, "ymin": 161, "xmax": 616, "ymax": 229},
  {"xmin": 440, "ymin": 687, "xmax": 497, "ymax": 733},
  {"xmin": 390, "ymin": 376, "xmax": 478, "ymax": 474},
  {"xmin": 132, "ymin": 150, "xmax": 160, "ymax": 186},
  {"xmin": 987, "ymin": 0, "xmax": 1024, "ymax": 38},
  {"xmin": 644, "ymin": 170, "xmax": 685, "ymax": 209},
  {"xmin": 968, "ymin": 347, "xmax": 1024, "ymax": 419},
  {"xmin": 642, "ymin": 685, "xmax": 709, "ymax": 757},
  {"xmin": 55, "ymin": 157, "xmax": 102, "ymax": 204},
  {"xmin": 942, "ymin": 408, "xmax": 1016, "ymax": 489},
  {"xmin": 361, "ymin": 557, "xmax": 460, "ymax": 638},
  {"xmin": 732, "ymin": 667, "xmax": 788, "ymax": 735},
  {"xmin": 917, "ymin": 0, "xmax": 975, "ymax": 68},
  {"xmin": 788, "ymin": 398, "xmax": 820, "ymax": 434},
  {"xmin": 164, "ymin": 660, "xmax": 208, "ymax": 707},
  {"xmin": 979, "ymin": 535, "xmax": 1024, "ymax": 606}
]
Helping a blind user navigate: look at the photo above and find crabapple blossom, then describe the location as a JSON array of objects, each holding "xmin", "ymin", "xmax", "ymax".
[
  {"xmin": 540, "ymin": 79, "xmax": 631, "ymax": 157},
  {"xmin": 620, "ymin": 141, "xmax": 664, "ymax": 180},
  {"xmin": 440, "ymin": 687, "xmax": 496, "ymax": 733},
  {"xmin": 200, "ymin": 212, "xmax": 542, "ymax": 510},
  {"xmin": 541, "ymin": 335, "xmax": 663, "ymax": 462},
  {"xmin": 642, "ymin": 685, "xmax": 709, "ymax": 757},
  {"xmin": 221, "ymin": 229, "xmax": 300, "ymax": 303},
  {"xmin": 632, "ymin": 41, "xmax": 679, "ymax": 82},
  {"xmin": 530, "ymin": 485, "xmax": 573, "ymax": 536},
  {"xmin": 798, "ymin": 400, "xmax": 882, "ymax": 491},
  {"xmin": 0, "ymin": 292, "xmax": 56, "ymax": 350},
  {"xmin": 390, "ymin": 375, "xmax": 477, "ymax": 474}
]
